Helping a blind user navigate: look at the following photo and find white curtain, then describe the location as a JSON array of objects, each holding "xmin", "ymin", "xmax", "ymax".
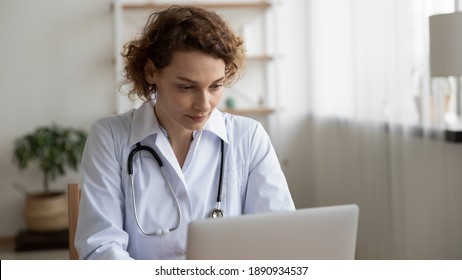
[{"xmin": 306, "ymin": 0, "xmax": 462, "ymax": 259}]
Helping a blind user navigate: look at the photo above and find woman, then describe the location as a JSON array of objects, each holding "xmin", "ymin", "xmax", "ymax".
[{"xmin": 75, "ymin": 5, "xmax": 294, "ymax": 260}]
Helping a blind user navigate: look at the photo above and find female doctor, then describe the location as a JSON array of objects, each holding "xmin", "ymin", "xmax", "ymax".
[{"xmin": 75, "ymin": 5, "xmax": 295, "ymax": 260}]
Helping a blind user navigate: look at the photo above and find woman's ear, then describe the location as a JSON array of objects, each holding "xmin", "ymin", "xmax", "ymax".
[{"xmin": 144, "ymin": 59, "xmax": 156, "ymax": 84}]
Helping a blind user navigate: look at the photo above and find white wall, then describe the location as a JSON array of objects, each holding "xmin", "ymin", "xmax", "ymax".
[
  {"xmin": 0, "ymin": 0, "xmax": 312, "ymax": 237},
  {"xmin": 0, "ymin": 0, "xmax": 116, "ymax": 236}
]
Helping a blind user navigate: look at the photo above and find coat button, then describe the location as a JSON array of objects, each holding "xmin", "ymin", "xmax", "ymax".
[
  {"xmin": 177, "ymin": 192, "xmax": 186, "ymax": 200},
  {"xmin": 176, "ymin": 250, "xmax": 186, "ymax": 256}
]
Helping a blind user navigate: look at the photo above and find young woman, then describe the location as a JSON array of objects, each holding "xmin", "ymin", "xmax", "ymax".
[{"xmin": 75, "ymin": 5, "xmax": 294, "ymax": 260}]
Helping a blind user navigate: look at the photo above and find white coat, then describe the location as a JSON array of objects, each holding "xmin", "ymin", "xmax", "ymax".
[{"xmin": 75, "ymin": 101, "xmax": 295, "ymax": 259}]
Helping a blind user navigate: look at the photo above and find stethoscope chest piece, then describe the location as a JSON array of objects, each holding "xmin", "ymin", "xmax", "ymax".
[{"xmin": 210, "ymin": 208, "xmax": 224, "ymax": 219}]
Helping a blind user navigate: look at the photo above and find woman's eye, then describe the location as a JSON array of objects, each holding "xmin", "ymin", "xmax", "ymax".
[
  {"xmin": 179, "ymin": 85, "xmax": 193, "ymax": 92},
  {"xmin": 210, "ymin": 84, "xmax": 223, "ymax": 91}
]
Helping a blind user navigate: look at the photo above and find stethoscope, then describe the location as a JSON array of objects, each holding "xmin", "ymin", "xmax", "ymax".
[{"xmin": 127, "ymin": 139, "xmax": 225, "ymax": 236}]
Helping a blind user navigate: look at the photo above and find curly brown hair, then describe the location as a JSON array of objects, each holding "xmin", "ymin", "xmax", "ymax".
[{"xmin": 120, "ymin": 5, "xmax": 245, "ymax": 101}]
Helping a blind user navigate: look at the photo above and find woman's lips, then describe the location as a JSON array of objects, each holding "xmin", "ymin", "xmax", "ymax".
[{"xmin": 187, "ymin": 115, "xmax": 208, "ymax": 122}]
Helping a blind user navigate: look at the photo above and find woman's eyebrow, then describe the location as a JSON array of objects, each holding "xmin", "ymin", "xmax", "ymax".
[
  {"xmin": 175, "ymin": 76, "xmax": 225, "ymax": 84},
  {"xmin": 176, "ymin": 76, "xmax": 198, "ymax": 84},
  {"xmin": 213, "ymin": 76, "xmax": 226, "ymax": 83}
]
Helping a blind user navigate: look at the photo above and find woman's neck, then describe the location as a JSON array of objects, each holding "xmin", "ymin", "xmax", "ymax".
[{"xmin": 154, "ymin": 106, "xmax": 192, "ymax": 167}]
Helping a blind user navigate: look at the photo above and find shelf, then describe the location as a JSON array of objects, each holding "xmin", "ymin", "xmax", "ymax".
[
  {"xmin": 246, "ymin": 55, "xmax": 274, "ymax": 61},
  {"xmin": 120, "ymin": 1, "xmax": 271, "ymax": 10},
  {"xmin": 221, "ymin": 107, "xmax": 275, "ymax": 115}
]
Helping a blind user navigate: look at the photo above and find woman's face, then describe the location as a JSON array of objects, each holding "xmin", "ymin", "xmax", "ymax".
[{"xmin": 145, "ymin": 51, "xmax": 226, "ymax": 137}]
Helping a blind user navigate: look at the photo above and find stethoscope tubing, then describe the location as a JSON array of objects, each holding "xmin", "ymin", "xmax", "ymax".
[
  {"xmin": 128, "ymin": 143, "xmax": 182, "ymax": 235},
  {"xmin": 129, "ymin": 169, "xmax": 182, "ymax": 235},
  {"xmin": 209, "ymin": 139, "xmax": 225, "ymax": 218},
  {"xmin": 127, "ymin": 139, "xmax": 224, "ymax": 235}
]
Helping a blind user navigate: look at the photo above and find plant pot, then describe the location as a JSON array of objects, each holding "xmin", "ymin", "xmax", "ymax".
[{"xmin": 23, "ymin": 192, "xmax": 68, "ymax": 232}]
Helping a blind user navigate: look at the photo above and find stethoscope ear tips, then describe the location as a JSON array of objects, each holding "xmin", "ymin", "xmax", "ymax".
[{"xmin": 210, "ymin": 208, "xmax": 224, "ymax": 219}]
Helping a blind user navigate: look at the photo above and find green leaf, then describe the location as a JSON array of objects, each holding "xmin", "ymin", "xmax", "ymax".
[{"xmin": 12, "ymin": 124, "xmax": 88, "ymax": 193}]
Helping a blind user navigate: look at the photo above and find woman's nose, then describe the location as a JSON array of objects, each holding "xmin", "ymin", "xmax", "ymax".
[{"xmin": 194, "ymin": 90, "xmax": 212, "ymax": 111}]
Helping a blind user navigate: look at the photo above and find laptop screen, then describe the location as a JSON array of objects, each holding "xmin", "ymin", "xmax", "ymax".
[{"xmin": 186, "ymin": 204, "xmax": 359, "ymax": 260}]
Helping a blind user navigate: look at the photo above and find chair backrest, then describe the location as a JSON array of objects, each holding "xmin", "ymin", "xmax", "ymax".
[{"xmin": 67, "ymin": 183, "xmax": 80, "ymax": 260}]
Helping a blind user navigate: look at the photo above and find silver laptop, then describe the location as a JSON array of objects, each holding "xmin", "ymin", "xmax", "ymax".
[{"xmin": 187, "ymin": 204, "xmax": 359, "ymax": 260}]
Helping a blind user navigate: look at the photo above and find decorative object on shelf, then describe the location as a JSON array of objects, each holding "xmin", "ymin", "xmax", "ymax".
[
  {"xmin": 225, "ymin": 97, "xmax": 236, "ymax": 109},
  {"xmin": 12, "ymin": 125, "xmax": 87, "ymax": 231},
  {"xmin": 429, "ymin": 3, "xmax": 462, "ymax": 142}
]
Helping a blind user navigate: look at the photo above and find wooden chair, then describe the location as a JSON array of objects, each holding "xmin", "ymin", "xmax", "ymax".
[{"xmin": 67, "ymin": 183, "xmax": 80, "ymax": 260}]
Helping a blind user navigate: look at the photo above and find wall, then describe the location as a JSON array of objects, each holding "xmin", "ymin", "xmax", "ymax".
[
  {"xmin": 0, "ymin": 0, "xmax": 312, "ymax": 237},
  {"xmin": 0, "ymin": 0, "xmax": 116, "ymax": 236}
]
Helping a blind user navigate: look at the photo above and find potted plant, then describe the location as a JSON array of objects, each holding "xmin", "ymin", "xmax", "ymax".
[{"xmin": 13, "ymin": 125, "xmax": 87, "ymax": 232}]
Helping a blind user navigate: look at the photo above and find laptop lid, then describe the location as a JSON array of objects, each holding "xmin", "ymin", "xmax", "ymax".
[{"xmin": 186, "ymin": 204, "xmax": 359, "ymax": 260}]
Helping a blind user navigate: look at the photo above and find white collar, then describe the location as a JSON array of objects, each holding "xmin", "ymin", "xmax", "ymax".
[{"xmin": 128, "ymin": 101, "xmax": 228, "ymax": 147}]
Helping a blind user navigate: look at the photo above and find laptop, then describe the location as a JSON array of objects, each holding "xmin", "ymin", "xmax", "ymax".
[{"xmin": 186, "ymin": 204, "xmax": 359, "ymax": 260}]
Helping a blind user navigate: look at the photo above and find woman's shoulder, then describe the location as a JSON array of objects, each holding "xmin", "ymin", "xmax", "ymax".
[
  {"xmin": 90, "ymin": 110, "xmax": 135, "ymax": 134},
  {"xmin": 222, "ymin": 112, "xmax": 260, "ymax": 127},
  {"xmin": 221, "ymin": 112, "xmax": 266, "ymax": 137}
]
